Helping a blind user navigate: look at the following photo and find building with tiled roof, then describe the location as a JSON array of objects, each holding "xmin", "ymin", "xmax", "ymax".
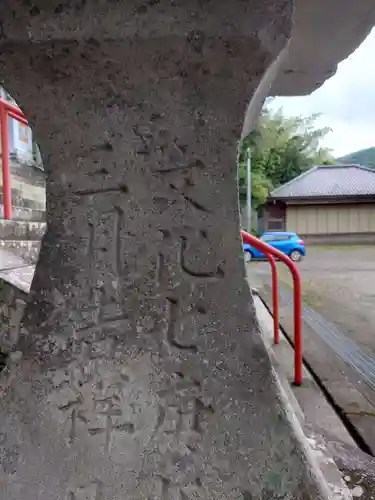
[{"xmin": 258, "ymin": 164, "xmax": 375, "ymax": 243}]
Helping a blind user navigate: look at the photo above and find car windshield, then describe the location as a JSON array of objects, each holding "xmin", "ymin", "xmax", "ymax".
[
  {"xmin": 261, "ymin": 233, "xmax": 293, "ymax": 242},
  {"xmin": 261, "ymin": 235, "xmax": 275, "ymax": 242}
]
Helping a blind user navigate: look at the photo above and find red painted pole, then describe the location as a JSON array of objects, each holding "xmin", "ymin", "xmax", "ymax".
[
  {"xmin": 0, "ymin": 104, "xmax": 12, "ymax": 220},
  {"xmin": 292, "ymin": 268, "xmax": 303, "ymax": 386},
  {"xmin": 266, "ymin": 254, "xmax": 279, "ymax": 345},
  {"xmin": 241, "ymin": 230, "xmax": 303, "ymax": 385}
]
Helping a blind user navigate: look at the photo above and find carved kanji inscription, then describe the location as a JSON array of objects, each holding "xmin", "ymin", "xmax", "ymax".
[
  {"xmin": 156, "ymin": 228, "xmax": 225, "ymax": 291},
  {"xmin": 156, "ymin": 477, "xmax": 203, "ymax": 500},
  {"xmin": 56, "ymin": 348, "xmax": 135, "ymax": 450},
  {"xmin": 67, "ymin": 480, "xmax": 104, "ymax": 500},
  {"xmin": 155, "ymin": 371, "xmax": 214, "ymax": 451},
  {"xmin": 133, "ymin": 122, "xmax": 208, "ymax": 212},
  {"xmin": 133, "ymin": 124, "xmax": 189, "ymax": 169},
  {"xmin": 179, "ymin": 235, "xmax": 224, "ymax": 281},
  {"xmin": 164, "ymin": 297, "xmax": 206, "ymax": 352},
  {"xmin": 65, "ymin": 204, "xmax": 129, "ymax": 336},
  {"xmin": 86, "ymin": 206, "xmax": 124, "ymax": 278},
  {"xmin": 52, "ymin": 350, "xmax": 161, "ymax": 453},
  {"xmin": 66, "ymin": 285, "xmax": 130, "ymax": 344}
]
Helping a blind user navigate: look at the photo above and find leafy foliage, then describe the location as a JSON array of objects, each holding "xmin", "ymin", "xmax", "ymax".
[
  {"xmin": 238, "ymin": 107, "xmax": 334, "ymax": 208},
  {"xmin": 337, "ymin": 147, "xmax": 375, "ymax": 168}
]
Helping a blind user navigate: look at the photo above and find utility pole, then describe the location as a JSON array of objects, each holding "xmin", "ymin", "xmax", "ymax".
[{"xmin": 246, "ymin": 147, "xmax": 252, "ymax": 233}]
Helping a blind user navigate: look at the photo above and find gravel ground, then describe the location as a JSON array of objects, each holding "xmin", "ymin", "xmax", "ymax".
[{"xmin": 249, "ymin": 245, "xmax": 375, "ymax": 356}]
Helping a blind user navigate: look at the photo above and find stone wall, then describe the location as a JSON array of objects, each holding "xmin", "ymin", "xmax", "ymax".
[
  {"xmin": 9, "ymin": 161, "xmax": 46, "ymax": 211},
  {"xmin": 0, "ymin": 158, "xmax": 46, "ymax": 214},
  {"xmin": 0, "ymin": 279, "xmax": 27, "ymax": 356}
]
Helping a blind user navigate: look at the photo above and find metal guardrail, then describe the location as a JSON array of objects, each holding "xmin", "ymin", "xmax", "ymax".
[{"xmin": 241, "ymin": 230, "xmax": 303, "ymax": 385}]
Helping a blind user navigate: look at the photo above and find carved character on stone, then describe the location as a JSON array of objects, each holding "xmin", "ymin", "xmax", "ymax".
[
  {"xmin": 50, "ymin": 351, "xmax": 161, "ymax": 456},
  {"xmin": 155, "ymin": 371, "xmax": 214, "ymax": 455},
  {"xmin": 67, "ymin": 480, "xmax": 104, "ymax": 500},
  {"xmin": 157, "ymin": 227, "xmax": 225, "ymax": 287}
]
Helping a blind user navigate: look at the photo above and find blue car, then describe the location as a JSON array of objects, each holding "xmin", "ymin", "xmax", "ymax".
[{"xmin": 243, "ymin": 231, "xmax": 306, "ymax": 262}]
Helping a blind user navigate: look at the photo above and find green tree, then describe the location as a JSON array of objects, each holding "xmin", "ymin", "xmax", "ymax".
[{"xmin": 238, "ymin": 107, "xmax": 333, "ymax": 209}]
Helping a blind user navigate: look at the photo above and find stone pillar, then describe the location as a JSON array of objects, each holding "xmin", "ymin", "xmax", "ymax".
[{"xmin": 0, "ymin": 2, "xmax": 326, "ymax": 498}]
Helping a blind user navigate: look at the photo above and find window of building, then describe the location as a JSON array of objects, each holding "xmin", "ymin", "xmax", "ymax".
[{"xmin": 267, "ymin": 218, "xmax": 284, "ymax": 231}]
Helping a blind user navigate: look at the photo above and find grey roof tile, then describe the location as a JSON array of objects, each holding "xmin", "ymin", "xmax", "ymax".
[{"xmin": 270, "ymin": 164, "xmax": 375, "ymax": 199}]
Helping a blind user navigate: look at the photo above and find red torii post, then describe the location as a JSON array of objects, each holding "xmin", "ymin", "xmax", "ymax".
[{"xmin": 0, "ymin": 98, "xmax": 29, "ymax": 220}]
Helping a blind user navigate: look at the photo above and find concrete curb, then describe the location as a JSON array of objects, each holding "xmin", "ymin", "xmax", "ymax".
[
  {"xmin": 253, "ymin": 294, "xmax": 353, "ymax": 499},
  {"xmin": 259, "ymin": 281, "xmax": 375, "ymax": 457},
  {"xmin": 273, "ymin": 370, "xmax": 341, "ymax": 500}
]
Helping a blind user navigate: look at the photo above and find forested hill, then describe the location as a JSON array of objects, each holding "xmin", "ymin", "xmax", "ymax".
[{"xmin": 337, "ymin": 147, "xmax": 375, "ymax": 168}]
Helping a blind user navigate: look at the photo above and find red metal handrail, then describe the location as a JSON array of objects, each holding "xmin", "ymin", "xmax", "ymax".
[
  {"xmin": 265, "ymin": 254, "xmax": 279, "ymax": 345},
  {"xmin": 0, "ymin": 98, "xmax": 29, "ymax": 220},
  {"xmin": 242, "ymin": 230, "xmax": 303, "ymax": 385}
]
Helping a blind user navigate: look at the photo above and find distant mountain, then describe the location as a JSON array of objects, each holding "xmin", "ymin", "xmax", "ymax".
[{"xmin": 337, "ymin": 147, "xmax": 375, "ymax": 169}]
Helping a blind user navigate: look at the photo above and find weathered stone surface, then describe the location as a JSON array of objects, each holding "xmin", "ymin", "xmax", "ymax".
[
  {"xmin": 0, "ymin": 2, "xmax": 329, "ymax": 498},
  {"xmin": 271, "ymin": 0, "xmax": 375, "ymax": 96}
]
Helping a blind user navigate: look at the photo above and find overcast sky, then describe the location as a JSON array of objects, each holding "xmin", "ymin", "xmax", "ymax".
[{"xmin": 270, "ymin": 27, "xmax": 375, "ymax": 158}]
